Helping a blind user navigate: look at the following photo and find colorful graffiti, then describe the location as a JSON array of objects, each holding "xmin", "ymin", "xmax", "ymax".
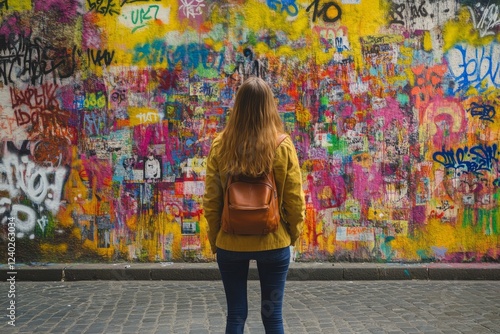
[{"xmin": 0, "ymin": 0, "xmax": 499, "ymax": 263}]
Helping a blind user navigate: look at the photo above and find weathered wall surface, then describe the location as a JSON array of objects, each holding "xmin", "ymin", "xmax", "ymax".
[{"xmin": 0, "ymin": 0, "xmax": 499, "ymax": 263}]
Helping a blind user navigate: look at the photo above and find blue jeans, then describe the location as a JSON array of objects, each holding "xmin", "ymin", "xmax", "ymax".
[{"xmin": 217, "ymin": 247, "xmax": 290, "ymax": 334}]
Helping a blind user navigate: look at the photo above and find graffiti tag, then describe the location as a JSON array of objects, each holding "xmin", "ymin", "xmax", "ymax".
[
  {"xmin": 0, "ymin": 145, "xmax": 67, "ymax": 237},
  {"xmin": 121, "ymin": 5, "xmax": 161, "ymax": 32},
  {"xmin": 0, "ymin": 149, "xmax": 68, "ymax": 213},
  {"xmin": 446, "ymin": 44, "xmax": 500, "ymax": 93},
  {"xmin": 83, "ymin": 49, "xmax": 115, "ymax": 67},
  {"xmin": 467, "ymin": 102, "xmax": 496, "ymax": 122},
  {"xmin": 267, "ymin": 0, "xmax": 299, "ymax": 16},
  {"xmin": 0, "ymin": 37, "xmax": 76, "ymax": 85},
  {"xmin": 468, "ymin": 3, "xmax": 500, "ymax": 38},
  {"xmin": 10, "ymin": 83, "xmax": 71, "ymax": 130},
  {"xmin": 179, "ymin": 0, "xmax": 205, "ymax": 19},
  {"xmin": 10, "ymin": 83, "xmax": 59, "ymax": 111},
  {"xmin": 84, "ymin": 111, "xmax": 109, "ymax": 136},
  {"xmin": 87, "ymin": 0, "xmax": 120, "ymax": 16},
  {"xmin": 433, "ymin": 144, "xmax": 499, "ymax": 176},
  {"xmin": 133, "ymin": 41, "xmax": 224, "ymax": 71},
  {"xmin": 306, "ymin": 0, "xmax": 341, "ymax": 23},
  {"xmin": 389, "ymin": 0, "xmax": 428, "ymax": 25}
]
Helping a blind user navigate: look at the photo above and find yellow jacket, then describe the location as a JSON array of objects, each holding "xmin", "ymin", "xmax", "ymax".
[{"xmin": 203, "ymin": 134, "xmax": 305, "ymax": 253}]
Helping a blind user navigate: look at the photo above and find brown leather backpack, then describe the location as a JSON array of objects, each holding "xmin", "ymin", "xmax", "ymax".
[{"xmin": 221, "ymin": 134, "xmax": 288, "ymax": 235}]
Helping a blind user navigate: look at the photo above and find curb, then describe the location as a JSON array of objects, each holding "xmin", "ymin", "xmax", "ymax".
[{"xmin": 2, "ymin": 263, "xmax": 500, "ymax": 281}]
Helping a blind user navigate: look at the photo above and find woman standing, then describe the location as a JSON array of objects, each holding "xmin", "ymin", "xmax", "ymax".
[{"xmin": 203, "ymin": 76, "xmax": 306, "ymax": 334}]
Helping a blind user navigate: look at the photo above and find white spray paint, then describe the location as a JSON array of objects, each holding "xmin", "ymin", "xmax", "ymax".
[{"xmin": 0, "ymin": 150, "xmax": 67, "ymax": 213}]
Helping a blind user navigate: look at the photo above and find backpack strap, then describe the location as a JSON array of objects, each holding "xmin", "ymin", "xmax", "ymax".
[
  {"xmin": 225, "ymin": 133, "xmax": 289, "ymax": 192},
  {"xmin": 276, "ymin": 133, "xmax": 288, "ymax": 149}
]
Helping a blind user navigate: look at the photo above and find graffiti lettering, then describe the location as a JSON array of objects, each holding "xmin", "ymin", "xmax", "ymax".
[
  {"xmin": 84, "ymin": 111, "xmax": 109, "ymax": 136},
  {"xmin": 409, "ymin": 1, "xmax": 428, "ymax": 19},
  {"xmin": 83, "ymin": 92, "xmax": 107, "ymax": 110},
  {"xmin": 467, "ymin": 102, "xmax": 496, "ymax": 122},
  {"xmin": 446, "ymin": 44, "xmax": 500, "ymax": 93},
  {"xmin": 468, "ymin": 4, "xmax": 500, "ymax": 38},
  {"xmin": 132, "ymin": 5, "xmax": 159, "ymax": 32},
  {"xmin": 387, "ymin": 0, "xmax": 456, "ymax": 30},
  {"xmin": 0, "ymin": 37, "xmax": 76, "ymax": 85},
  {"xmin": 170, "ymin": 43, "xmax": 224, "ymax": 72},
  {"xmin": 87, "ymin": 0, "xmax": 120, "ymax": 16},
  {"xmin": 14, "ymin": 105, "xmax": 66, "ymax": 128},
  {"xmin": 133, "ymin": 39, "xmax": 167, "ymax": 65},
  {"xmin": 86, "ymin": 49, "xmax": 115, "ymax": 67},
  {"xmin": 136, "ymin": 112, "xmax": 161, "ymax": 123},
  {"xmin": 389, "ymin": 3, "xmax": 405, "ymax": 25},
  {"xmin": 134, "ymin": 41, "xmax": 224, "ymax": 71},
  {"xmin": 10, "ymin": 83, "xmax": 59, "ymax": 111},
  {"xmin": 0, "ymin": 149, "xmax": 68, "ymax": 213},
  {"xmin": 267, "ymin": 0, "xmax": 299, "ymax": 16},
  {"xmin": 306, "ymin": 0, "xmax": 341, "ymax": 23},
  {"xmin": 410, "ymin": 64, "xmax": 446, "ymax": 109},
  {"xmin": 179, "ymin": 0, "xmax": 205, "ymax": 19},
  {"xmin": 118, "ymin": 4, "xmax": 162, "ymax": 32},
  {"xmin": 433, "ymin": 144, "xmax": 499, "ymax": 176},
  {"xmin": 10, "ymin": 83, "xmax": 71, "ymax": 129},
  {"xmin": 0, "ymin": 0, "xmax": 7, "ymax": 10}
]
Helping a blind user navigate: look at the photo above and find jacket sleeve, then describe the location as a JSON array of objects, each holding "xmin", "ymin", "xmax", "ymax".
[
  {"xmin": 279, "ymin": 138, "xmax": 305, "ymax": 245},
  {"xmin": 203, "ymin": 140, "xmax": 224, "ymax": 253}
]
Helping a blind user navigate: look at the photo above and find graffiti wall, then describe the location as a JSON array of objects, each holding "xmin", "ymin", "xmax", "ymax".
[{"xmin": 0, "ymin": 0, "xmax": 499, "ymax": 263}]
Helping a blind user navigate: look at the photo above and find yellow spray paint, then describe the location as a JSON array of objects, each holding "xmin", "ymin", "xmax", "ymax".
[
  {"xmin": 134, "ymin": 212, "xmax": 183, "ymax": 261},
  {"xmin": 338, "ymin": 1, "xmax": 388, "ymax": 67},
  {"xmin": 423, "ymin": 31, "xmax": 433, "ymax": 52},
  {"xmin": 8, "ymin": 0, "xmax": 32, "ymax": 11},
  {"xmin": 442, "ymin": 7, "xmax": 499, "ymax": 52},
  {"xmin": 40, "ymin": 243, "xmax": 68, "ymax": 261},
  {"xmin": 90, "ymin": 1, "xmax": 181, "ymax": 67},
  {"xmin": 295, "ymin": 103, "xmax": 312, "ymax": 126},
  {"xmin": 128, "ymin": 107, "xmax": 162, "ymax": 126},
  {"xmin": 391, "ymin": 217, "xmax": 499, "ymax": 260}
]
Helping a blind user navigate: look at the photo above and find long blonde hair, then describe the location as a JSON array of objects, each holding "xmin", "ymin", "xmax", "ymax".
[{"xmin": 219, "ymin": 77, "xmax": 284, "ymax": 177}]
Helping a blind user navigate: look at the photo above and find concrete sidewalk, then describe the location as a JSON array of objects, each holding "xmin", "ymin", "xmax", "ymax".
[{"xmin": 2, "ymin": 262, "xmax": 500, "ymax": 281}]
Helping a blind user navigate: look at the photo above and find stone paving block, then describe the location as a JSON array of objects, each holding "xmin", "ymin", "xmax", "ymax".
[
  {"xmin": 64, "ymin": 268, "xmax": 151, "ymax": 280},
  {"xmin": 151, "ymin": 267, "xmax": 220, "ymax": 280}
]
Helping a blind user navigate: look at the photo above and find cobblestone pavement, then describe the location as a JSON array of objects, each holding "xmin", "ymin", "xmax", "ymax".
[{"xmin": 1, "ymin": 280, "xmax": 499, "ymax": 334}]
